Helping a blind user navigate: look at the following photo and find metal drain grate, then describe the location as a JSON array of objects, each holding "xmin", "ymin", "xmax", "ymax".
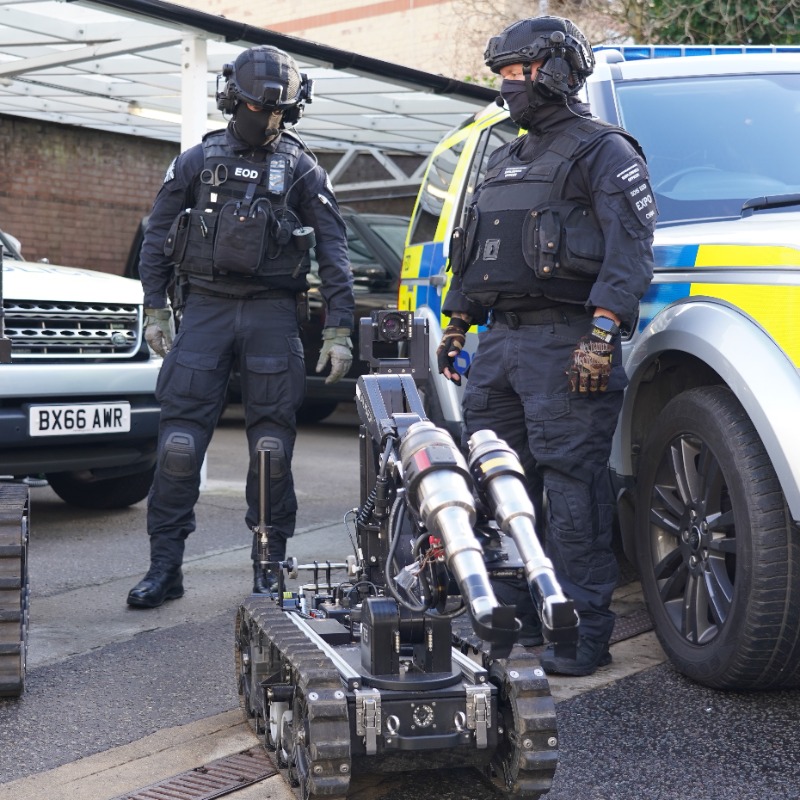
[
  {"xmin": 609, "ymin": 607, "xmax": 653, "ymax": 644},
  {"xmin": 113, "ymin": 746, "xmax": 277, "ymax": 800}
]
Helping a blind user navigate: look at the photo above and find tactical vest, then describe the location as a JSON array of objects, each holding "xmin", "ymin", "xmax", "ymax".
[
  {"xmin": 165, "ymin": 131, "xmax": 312, "ymax": 284},
  {"xmin": 456, "ymin": 118, "xmax": 638, "ymax": 307}
]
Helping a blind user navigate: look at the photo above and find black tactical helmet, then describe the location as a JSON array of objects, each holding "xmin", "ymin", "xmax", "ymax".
[
  {"xmin": 484, "ymin": 16, "xmax": 594, "ymax": 97},
  {"xmin": 216, "ymin": 45, "xmax": 312, "ymax": 123}
]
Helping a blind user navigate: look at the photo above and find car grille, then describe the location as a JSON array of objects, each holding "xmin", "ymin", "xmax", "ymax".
[{"xmin": 2, "ymin": 300, "xmax": 142, "ymax": 358}]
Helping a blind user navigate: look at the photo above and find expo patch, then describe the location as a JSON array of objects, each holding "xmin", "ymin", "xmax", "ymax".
[{"xmin": 612, "ymin": 160, "xmax": 656, "ymax": 227}]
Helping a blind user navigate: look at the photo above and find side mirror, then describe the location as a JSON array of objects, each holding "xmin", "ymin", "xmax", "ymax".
[{"xmin": 352, "ymin": 263, "xmax": 389, "ymax": 286}]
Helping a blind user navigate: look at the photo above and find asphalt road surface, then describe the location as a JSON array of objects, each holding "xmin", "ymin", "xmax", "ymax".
[{"xmin": 1, "ymin": 403, "xmax": 799, "ymax": 800}]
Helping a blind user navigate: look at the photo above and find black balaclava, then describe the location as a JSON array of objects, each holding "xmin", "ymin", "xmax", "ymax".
[
  {"xmin": 499, "ymin": 62, "xmax": 562, "ymax": 129},
  {"xmin": 233, "ymin": 106, "xmax": 283, "ymax": 148}
]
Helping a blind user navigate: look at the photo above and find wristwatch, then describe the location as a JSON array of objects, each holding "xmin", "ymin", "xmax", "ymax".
[{"xmin": 590, "ymin": 316, "xmax": 620, "ymax": 344}]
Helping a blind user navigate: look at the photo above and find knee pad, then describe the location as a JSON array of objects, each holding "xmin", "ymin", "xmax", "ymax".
[
  {"xmin": 160, "ymin": 431, "xmax": 197, "ymax": 478},
  {"xmin": 253, "ymin": 436, "xmax": 287, "ymax": 479}
]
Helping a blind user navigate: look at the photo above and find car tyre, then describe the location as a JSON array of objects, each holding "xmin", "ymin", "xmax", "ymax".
[
  {"xmin": 636, "ymin": 386, "xmax": 800, "ymax": 689},
  {"xmin": 46, "ymin": 465, "xmax": 155, "ymax": 510}
]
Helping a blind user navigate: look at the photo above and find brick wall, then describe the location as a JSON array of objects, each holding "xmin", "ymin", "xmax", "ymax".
[
  {"xmin": 0, "ymin": 114, "xmax": 178, "ymax": 275},
  {"xmin": 0, "ymin": 113, "xmax": 416, "ymax": 276}
]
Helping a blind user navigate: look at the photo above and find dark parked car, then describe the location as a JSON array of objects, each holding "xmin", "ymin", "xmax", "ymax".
[{"xmin": 125, "ymin": 208, "xmax": 409, "ymax": 423}]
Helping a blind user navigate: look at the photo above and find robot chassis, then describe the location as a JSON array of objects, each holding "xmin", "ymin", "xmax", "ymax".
[{"xmin": 235, "ymin": 311, "xmax": 579, "ymax": 799}]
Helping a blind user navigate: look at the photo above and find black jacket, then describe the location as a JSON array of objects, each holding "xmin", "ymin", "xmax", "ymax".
[{"xmin": 444, "ymin": 102, "xmax": 655, "ymax": 328}]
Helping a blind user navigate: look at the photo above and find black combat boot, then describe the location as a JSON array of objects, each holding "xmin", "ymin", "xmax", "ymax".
[
  {"xmin": 539, "ymin": 636, "xmax": 612, "ymax": 676},
  {"xmin": 127, "ymin": 565, "xmax": 184, "ymax": 608}
]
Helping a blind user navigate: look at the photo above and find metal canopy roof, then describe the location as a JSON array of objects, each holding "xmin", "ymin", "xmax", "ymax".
[{"xmin": 0, "ymin": 0, "xmax": 496, "ymax": 157}]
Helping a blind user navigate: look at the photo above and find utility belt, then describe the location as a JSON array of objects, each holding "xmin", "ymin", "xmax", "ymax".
[
  {"xmin": 188, "ymin": 284, "xmax": 298, "ymax": 300},
  {"xmin": 489, "ymin": 305, "xmax": 590, "ymax": 329},
  {"xmin": 187, "ymin": 284, "xmax": 310, "ymax": 323}
]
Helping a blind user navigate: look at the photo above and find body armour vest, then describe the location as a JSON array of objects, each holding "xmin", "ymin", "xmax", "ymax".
[
  {"xmin": 165, "ymin": 131, "xmax": 312, "ymax": 285},
  {"xmin": 455, "ymin": 117, "xmax": 640, "ymax": 307}
]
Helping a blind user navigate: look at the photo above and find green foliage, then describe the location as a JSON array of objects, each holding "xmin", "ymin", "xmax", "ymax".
[{"xmin": 646, "ymin": 0, "xmax": 800, "ymax": 45}]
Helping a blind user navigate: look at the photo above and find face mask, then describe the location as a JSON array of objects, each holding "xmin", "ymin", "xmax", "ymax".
[
  {"xmin": 500, "ymin": 78, "xmax": 552, "ymax": 127},
  {"xmin": 499, "ymin": 80, "xmax": 533, "ymax": 126},
  {"xmin": 234, "ymin": 105, "xmax": 283, "ymax": 147}
]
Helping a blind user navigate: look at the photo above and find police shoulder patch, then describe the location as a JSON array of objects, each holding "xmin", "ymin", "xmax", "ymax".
[
  {"xmin": 611, "ymin": 159, "xmax": 656, "ymax": 228},
  {"xmin": 163, "ymin": 157, "xmax": 177, "ymax": 184}
]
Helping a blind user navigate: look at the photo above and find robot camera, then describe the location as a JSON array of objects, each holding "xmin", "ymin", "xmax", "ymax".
[
  {"xmin": 375, "ymin": 310, "xmax": 413, "ymax": 343},
  {"xmin": 359, "ymin": 310, "xmax": 428, "ymax": 378}
]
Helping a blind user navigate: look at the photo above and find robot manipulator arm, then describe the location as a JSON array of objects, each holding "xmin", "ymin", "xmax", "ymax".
[
  {"xmin": 355, "ymin": 310, "xmax": 576, "ymax": 656},
  {"xmin": 396, "ymin": 420, "xmax": 520, "ymax": 655},
  {"xmin": 467, "ymin": 430, "xmax": 579, "ymax": 658}
]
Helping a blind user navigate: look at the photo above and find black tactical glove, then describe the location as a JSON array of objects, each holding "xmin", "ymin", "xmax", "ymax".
[
  {"xmin": 567, "ymin": 317, "xmax": 619, "ymax": 393},
  {"xmin": 437, "ymin": 316, "xmax": 470, "ymax": 384}
]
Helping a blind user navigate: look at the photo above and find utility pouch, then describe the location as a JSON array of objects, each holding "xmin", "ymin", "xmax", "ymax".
[
  {"xmin": 164, "ymin": 210, "xmax": 190, "ymax": 263},
  {"xmin": 522, "ymin": 203, "xmax": 605, "ymax": 281},
  {"xmin": 295, "ymin": 291, "xmax": 309, "ymax": 324},
  {"xmin": 449, "ymin": 226, "xmax": 465, "ymax": 274},
  {"xmin": 522, "ymin": 206, "xmax": 561, "ymax": 279},
  {"xmin": 213, "ymin": 198, "xmax": 269, "ymax": 276},
  {"xmin": 176, "ymin": 209, "xmax": 218, "ymax": 278},
  {"xmin": 459, "ymin": 204, "xmax": 480, "ymax": 275},
  {"xmin": 560, "ymin": 204, "xmax": 605, "ymax": 277}
]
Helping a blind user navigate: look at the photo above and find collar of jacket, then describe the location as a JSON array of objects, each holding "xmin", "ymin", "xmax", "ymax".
[{"xmin": 526, "ymin": 100, "xmax": 592, "ymax": 136}]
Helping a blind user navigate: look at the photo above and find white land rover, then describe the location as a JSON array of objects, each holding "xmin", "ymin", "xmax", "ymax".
[{"xmin": 1, "ymin": 227, "xmax": 161, "ymax": 509}]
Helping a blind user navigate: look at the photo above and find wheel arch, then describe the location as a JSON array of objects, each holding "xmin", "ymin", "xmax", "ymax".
[{"xmin": 614, "ymin": 298, "xmax": 800, "ymax": 554}]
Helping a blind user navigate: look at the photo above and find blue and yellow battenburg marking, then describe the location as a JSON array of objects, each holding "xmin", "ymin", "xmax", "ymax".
[
  {"xmin": 641, "ymin": 243, "xmax": 800, "ymax": 365},
  {"xmin": 401, "ymin": 240, "xmax": 800, "ymax": 370},
  {"xmin": 399, "ymin": 241, "xmax": 447, "ymax": 319}
]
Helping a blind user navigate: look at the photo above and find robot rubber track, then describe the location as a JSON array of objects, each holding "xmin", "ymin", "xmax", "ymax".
[
  {"xmin": 0, "ymin": 484, "xmax": 30, "ymax": 698},
  {"xmin": 235, "ymin": 594, "xmax": 559, "ymax": 799}
]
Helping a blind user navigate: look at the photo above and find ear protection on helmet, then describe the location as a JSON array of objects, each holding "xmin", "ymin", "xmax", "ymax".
[
  {"xmin": 282, "ymin": 75, "xmax": 313, "ymax": 125},
  {"xmin": 215, "ymin": 64, "xmax": 239, "ymax": 115}
]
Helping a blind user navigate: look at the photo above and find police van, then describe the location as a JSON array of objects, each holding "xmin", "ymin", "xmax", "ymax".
[{"xmin": 399, "ymin": 46, "xmax": 800, "ymax": 690}]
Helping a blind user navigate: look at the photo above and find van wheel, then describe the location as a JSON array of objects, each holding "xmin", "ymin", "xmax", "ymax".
[
  {"xmin": 636, "ymin": 385, "xmax": 800, "ymax": 689},
  {"xmin": 46, "ymin": 465, "xmax": 155, "ymax": 510}
]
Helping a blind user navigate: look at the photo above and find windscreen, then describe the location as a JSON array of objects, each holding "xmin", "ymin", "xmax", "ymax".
[
  {"xmin": 366, "ymin": 220, "xmax": 409, "ymax": 258},
  {"xmin": 615, "ymin": 73, "xmax": 800, "ymax": 224}
]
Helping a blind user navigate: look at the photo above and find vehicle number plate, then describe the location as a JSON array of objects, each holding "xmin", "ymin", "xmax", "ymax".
[{"xmin": 28, "ymin": 402, "xmax": 132, "ymax": 437}]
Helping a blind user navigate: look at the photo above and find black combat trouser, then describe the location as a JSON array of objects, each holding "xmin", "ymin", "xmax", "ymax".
[
  {"xmin": 147, "ymin": 292, "xmax": 305, "ymax": 568},
  {"xmin": 462, "ymin": 306, "xmax": 626, "ymax": 644}
]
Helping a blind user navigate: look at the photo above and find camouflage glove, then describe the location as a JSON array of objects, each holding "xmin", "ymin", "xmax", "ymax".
[
  {"xmin": 436, "ymin": 316, "xmax": 470, "ymax": 384},
  {"xmin": 567, "ymin": 317, "xmax": 621, "ymax": 393},
  {"xmin": 316, "ymin": 327, "xmax": 353, "ymax": 385},
  {"xmin": 144, "ymin": 307, "xmax": 174, "ymax": 358}
]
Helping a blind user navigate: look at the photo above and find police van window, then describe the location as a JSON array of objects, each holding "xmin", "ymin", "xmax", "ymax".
[
  {"xmin": 459, "ymin": 118, "xmax": 518, "ymax": 226},
  {"xmin": 408, "ymin": 137, "xmax": 466, "ymax": 246}
]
